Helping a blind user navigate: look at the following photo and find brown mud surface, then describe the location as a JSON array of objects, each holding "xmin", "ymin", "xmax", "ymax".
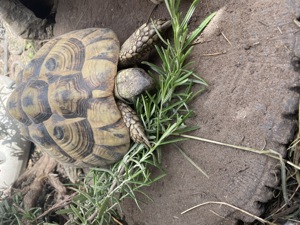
[{"xmin": 6, "ymin": 0, "xmax": 300, "ymax": 224}]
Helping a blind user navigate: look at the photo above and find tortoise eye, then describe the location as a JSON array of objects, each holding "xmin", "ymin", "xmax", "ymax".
[
  {"xmin": 45, "ymin": 58, "xmax": 57, "ymax": 71},
  {"xmin": 53, "ymin": 126, "xmax": 64, "ymax": 140}
]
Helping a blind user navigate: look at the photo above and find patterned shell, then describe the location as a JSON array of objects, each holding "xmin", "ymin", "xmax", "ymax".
[{"xmin": 6, "ymin": 28, "xmax": 130, "ymax": 167}]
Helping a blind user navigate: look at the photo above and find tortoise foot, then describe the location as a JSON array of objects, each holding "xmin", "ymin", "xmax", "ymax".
[{"xmin": 117, "ymin": 101, "xmax": 151, "ymax": 148}]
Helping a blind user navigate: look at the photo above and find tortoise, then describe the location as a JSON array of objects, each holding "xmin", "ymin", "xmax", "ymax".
[{"xmin": 6, "ymin": 20, "xmax": 171, "ymax": 175}]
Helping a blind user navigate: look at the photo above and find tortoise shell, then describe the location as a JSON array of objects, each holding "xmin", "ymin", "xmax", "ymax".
[{"xmin": 7, "ymin": 28, "xmax": 131, "ymax": 167}]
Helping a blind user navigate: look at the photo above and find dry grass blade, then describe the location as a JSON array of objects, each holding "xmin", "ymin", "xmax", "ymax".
[
  {"xmin": 179, "ymin": 134, "xmax": 300, "ymax": 170},
  {"xmin": 173, "ymin": 144, "xmax": 209, "ymax": 178},
  {"xmin": 181, "ymin": 201, "xmax": 277, "ymax": 225}
]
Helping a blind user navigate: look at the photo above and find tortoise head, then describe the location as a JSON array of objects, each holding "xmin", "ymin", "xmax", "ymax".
[{"xmin": 114, "ymin": 68, "xmax": 154, "ymax": 102}]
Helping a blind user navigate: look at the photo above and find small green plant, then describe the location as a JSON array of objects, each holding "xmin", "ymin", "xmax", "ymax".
[{"xmin": 0, "ymin": 192, "xmax": 42, "ymax": 225}]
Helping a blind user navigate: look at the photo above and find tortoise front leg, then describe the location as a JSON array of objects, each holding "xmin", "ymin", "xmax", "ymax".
[
  {"xmin": 119, "ymin": 19, "xmax": 171, "ymax": 68},
  {"xmin": 117, "ymin": 101, "xmax": 151, "ymax": 148}
]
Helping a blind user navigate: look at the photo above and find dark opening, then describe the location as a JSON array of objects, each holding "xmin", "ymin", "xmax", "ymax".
[
  {"xmin": 19, "ymin": 0, "xmax": 54, "ymax": 19},
  {"xmin": 291, "ymin": 56, "xmax": 300, "ymax": 72}
]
